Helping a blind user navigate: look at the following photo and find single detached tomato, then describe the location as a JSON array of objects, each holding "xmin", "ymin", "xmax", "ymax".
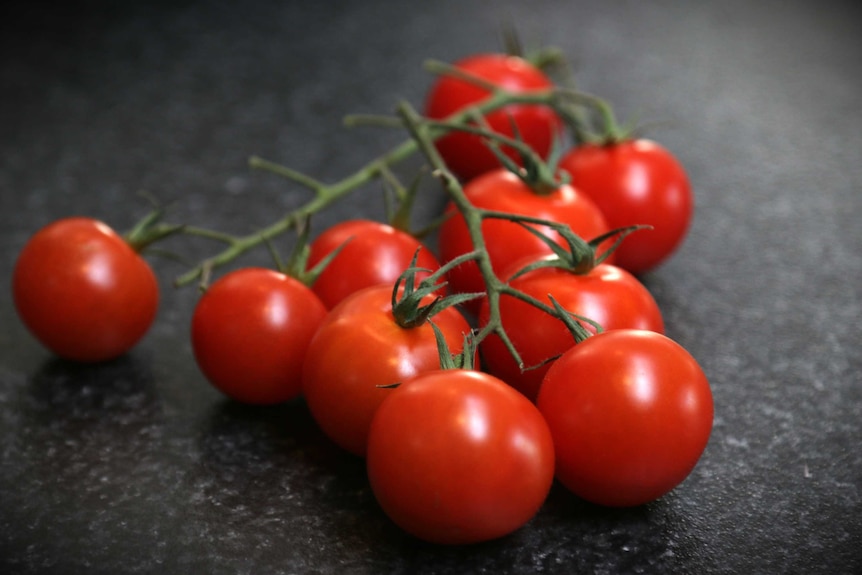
[
  {"xmin": 12, "ymin": 217, "xmax": 159, "ymax": 362},
  {"xmin": 438, "ymin": 168, "xmax": 610, "ymax": 311},
  {"xmin": 307, "ymin": 219, "xmax": 441, "ymax": 309},
  {"xmin": 301, "ymin": 284, "xmax": 472, "ymax": 457},
  {"xmin": 367, "ymin": 369, "xmax": 555, "ymax": 545},
  {"xmin": 191, "ymin": 267, "xmax": 327, "ymax": 405},
  {"xmin": 538, "ymin": 330, "xmax": 713, "ymax": 507},
  {"xmin": 424, "ymin": 53, "xmax": 562, "ymax": 181},
  {"xmin": 479, "ymin": 258, "xmax": 664, "ymax": 401},
  {"xmin": 558, "ymin": 139, "xmax": 693, "ymax": 275}
]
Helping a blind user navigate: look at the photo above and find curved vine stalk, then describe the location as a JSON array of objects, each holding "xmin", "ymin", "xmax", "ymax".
[
  {"xmin": 395, "ymin": 100, "xmax": 597, "ymax": 371},
  {"xmin": 172, "ymin": 84, "xmax": 581, "ymax": 288},
  {"xmin": 161, "ymin": 52, "xmax": 618, "ymax": 370}
]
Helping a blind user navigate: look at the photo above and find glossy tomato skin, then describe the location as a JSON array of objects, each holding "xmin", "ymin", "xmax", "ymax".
[
  {"xmin": 538, "ymin": 330, "xmax": 713, "ymax": 507},
  {"xmin": 191, "ymin": 267, "xmax": 327, "ymax": 405},
  {"xmin": 301, "ymin": 285, "xmax": 472, "ymax": 457},
  {"xmin": 425, "ymin": 53, "xmax": 562, "ymax": 181},
  {"xmin": 12, "ymin": 217, "xmax": 159, "ymax": 362},
  {"xmin": 307, "ymin": 219, "xmax": 440, "ymax": 309},
  {"xmin": 367, "ymin": 369, "xmax": 555, "ymax": 545},
  {"xmin": 558, "ymin": 139, "xmax": 693, "ymax": 275},
  {"xmin": 479, "ymin": 259, "xmax": 664, "ymax": 402},
  {"xmin": 438, "ymin": 169, "xmax": 610, "ymax": 311}
]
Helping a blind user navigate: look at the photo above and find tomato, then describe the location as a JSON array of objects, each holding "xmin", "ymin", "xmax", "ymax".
[
  {"xmin": 478, "ymin": 258, "xmax": 664, "ymax": 402},
  {"xmin": 12, "ymin": 217, "xmax": 159, "ymax": 362},
  {"xmin": 538, "ymin": 329, "xmax": 713, "ymax": 507},
  {"xmin": 437, "ymin": 168, "xmax": 610, "ymax": 312},
  {"xmin": 307, "ymin": 219, "xmax": 441, "ymax": 309},
  {"xmin": 366, "ymin": 369, "xmax": 555, "ymax": 544},
  {"xmin": 424, "ymin": 53, "xmax": 562, "ymax": 181},
  {"xmin": 558, "ymin": 139, "xmax": 693, "ymax": 275},
  {"xmin": 191, "ymin": 267, "xmax": 327, "ymax": 405},
  {"xmin": 301, "ymin": 284, "xmax": 472, "ymax": 457}
]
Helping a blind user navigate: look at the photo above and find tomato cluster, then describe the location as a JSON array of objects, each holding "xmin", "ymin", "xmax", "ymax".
[{"xmin": 12, "ymin": 48, "xmax": 712, "ymax": 546}]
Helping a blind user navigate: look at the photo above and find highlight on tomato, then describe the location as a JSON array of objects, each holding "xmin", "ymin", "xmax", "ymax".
[
  {"xmin": 558, "ymin": 138, "xmax": 693, "ymax": 275},
  {"xmin": 301, "ymin": 282, "xmax": 473, "ymax": 457},
  {"xmin": 307, "ymin": 219, "xmax": 441, "ymax": 309},
  {"xmin": 424, "ymin": 53, "xmax": 562, "ymax": 181},
  {"xmin": 437, "ymin": 168, "xmax": 610, "ymax": 312},
  {"xmin": 12, "ymin": 217, "xmax": 159, "ymax": 363},
  {"xmin": 366, "ymin": 368, "xmax": 555, "ymax": 545},
  {"xmin": 478, "ymin": 255, "xmax": 664, "ymax": 402},
  {"xmin": 191, "ymin": 267, "xmax": 327, "ymax": 405},
  {"xmin": 537, "ymin": 329, "xmax": 713, "ymax": 507}
]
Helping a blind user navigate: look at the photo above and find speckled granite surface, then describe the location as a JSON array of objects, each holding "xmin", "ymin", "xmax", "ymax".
[{"xmin": 1, "ymin": 1, "xmax": 861, "ymax": 573}]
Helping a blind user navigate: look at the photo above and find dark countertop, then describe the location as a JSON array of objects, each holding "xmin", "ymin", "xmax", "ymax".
[{"xmin": 2, "ymin": 1, "xmax": 861, "ymax": 573}]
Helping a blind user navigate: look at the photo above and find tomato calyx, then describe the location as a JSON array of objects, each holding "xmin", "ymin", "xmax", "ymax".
[
  {"xmin": 277, "ymin": 216, "xmax": 351, "ymax": 289},
  {"xmin": 391, "ymin": 250, "xmax": 481, "ymax": 329},
  {"xmin": 424, "ymin": 102, "xmax": 566, "ymax": 195},
  {"xmin": 484, "ymin": 117, "xmax": 569, "ymax": 196},
  {"xmin": 430, "ymin": 322, "xmax": 478, "ymax": 371},
  {"xmin": 511, "ymin": 223, "xmax": 651, "ymax": 279},
  {"xmin": 547, "ymin": 294, "xmax": 596, "ymax": 344},
  {"xmin": 422, "ymin": 57, "xmax": 565, "ymax": 193},
  {"xmin": 560, "ymin": 89, "xmax": 644, "ymax": 147},
  {"xmin": 124, "ymin": 204, "xmax": 185, "ymax": 253},
  {"xmin": 499, "ymin": 23, "xmax": 568, "ymax": 77}
]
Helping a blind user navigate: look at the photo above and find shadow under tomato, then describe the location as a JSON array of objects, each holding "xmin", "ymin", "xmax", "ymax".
[
  {"xmin": 196, "ymin": 396, "xmax": 364, "ymax": 468},
  {"xmin": 24, "ymin": 353, "xmax": 161, "ymax": 426},
  {"xmin": 194, "ymin": 396, "xmax": 375, "ymax": 505},
  {"xmin": 190, "ymin": 396, "xmax": 389, "ymax": 551}
]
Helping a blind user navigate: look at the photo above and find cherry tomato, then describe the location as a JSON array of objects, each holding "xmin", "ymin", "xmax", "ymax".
[
  {"xmin": 12, "ymin": 217, "xmax": 159, "ymax": 362},
  {"xmin": 424, "ymin": 53, "xmax": 562, "ymax": 181},
  {"xmin": 307, "ymin": 219, "xmax": 441, "ymax": 309},
  {"xmin": 367, "ymin": 369, "xmax": 555, "ymax": 545},
  {"xmin": 558, "ymin": 139, "xmax": 693, "ymax": 275},
  {"xmin": 479, "ymin": 258, "xmax": 664, "ymax": 402},
  {"xmin": 191, "ymin": 267, "xmax": 327, "ymax": 405},
  {"xmin": 437, "ymin": 168, "xmax": 610, "ymax": 312},
  {"xmin": 538, "ymin": 329, "xmax": 713, "ymax": 507},
  {"xmin": 301, "ymin": 284, "xmax": 472, "ymax": 457}
]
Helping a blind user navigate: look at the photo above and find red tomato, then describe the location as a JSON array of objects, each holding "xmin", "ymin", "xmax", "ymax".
[
  {"xmin": 367, "ymin": 369, "xmax": 555, "ymax": 544},
  {"xmin": 538, "ymin": 330, "xmax": 713, "ymax": 507},
  {"xmin": 478, "ymin": 259, "xmax": 664, "ymax": 402},
  {"xmin": 191, "ymin": 267, "xmax": 327, "ymax": 405},
  {"xmin": 307, "ymin": 219, "xmax": 441, "ymax": 309},
  {"xmin": 437, "ymin": 169, "xmax": 610, "ymax": 311},
  {"xmin": 301, "ymin": 284, "xmax": 472, "ymax": 457},
  {"xmin": 558, "ymin": 139, "xmax": 693, "ymax": 275},
  {"xmin": 424, "ymin": 53, "xmax": 562, "ymax": 181},
  {"xmin": 12, "ymin": 217, "xmax": 159, "ymax": 362}
]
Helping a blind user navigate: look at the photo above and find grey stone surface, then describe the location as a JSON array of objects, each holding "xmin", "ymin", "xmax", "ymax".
[{"xmin": 1, "ymin": 0, "xmax": 861, "ymax": 573}]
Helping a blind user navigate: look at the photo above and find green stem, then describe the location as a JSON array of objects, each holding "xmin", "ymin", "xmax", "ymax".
[
  {"xmin": 174, "ymin": 84, "xmax": 566, "ymax": 287},
  {"xmin": 398, "ymin": 98, "xmax": 606, "ymax": 371},
  {"xmin": 396, "ymin": 100, "xmax": 528, "ymax": 367}
]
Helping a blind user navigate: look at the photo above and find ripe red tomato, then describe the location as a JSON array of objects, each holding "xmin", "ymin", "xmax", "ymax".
[
  {"xmin": 558, "ymin": 139, "xmax": 693, "ymax": 275},
  {"xmin": 307, "ymin": 219, "xmax": 441, "ymax": 309},
  {"xmin": 191, "ymin": 267, "xmax": 327, "ymax": 405},
  {"xmin": 437, "ymin": 168, "xmax": 610, "ymax": 311},
  {"xmin": 366, "ymin": 369, "xmax": 555, "ymax": 544},
  {"xmin": 12, "ymin": 217, "xmax": 159, "ymax": 362},
  {"xmin": 478, "ymin": 259, "xmax": 664, "ymax": 402},
  {"xmin": 538, "ymin": 329, "xmax": 713, "ymax": 507},
  {"xmin": 424, "ymin": 53, "xmax": 562, "ymax": 181},
  {"xmin": 301, "ymin": 284, "xmax": 472, "ymax": 457}
]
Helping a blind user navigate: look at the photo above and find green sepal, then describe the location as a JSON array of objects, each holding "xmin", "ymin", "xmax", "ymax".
[
  {"xmin": 430, "ymin": 321, "xmax": 477, "ymax": 371},
  {"xmin": 123, "ymin": 197, "xmax": 185, "ymax": 253},
  {"xmin": 548, "ymin": 294, "xmax": 599, "ymax": 343},
  {"xmin": 508, "ymin": 223, "xmax": 652, "ymax": 280}
]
